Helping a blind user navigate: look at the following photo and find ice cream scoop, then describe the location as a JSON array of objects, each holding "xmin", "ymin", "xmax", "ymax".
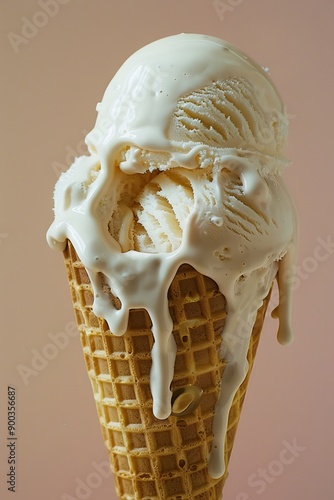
[{"xmin": 47, "ymin": 33, "xmax": 297, "ymax": 484}]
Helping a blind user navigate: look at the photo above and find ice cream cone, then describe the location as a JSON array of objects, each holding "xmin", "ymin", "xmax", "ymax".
[
  {"xmin": 64, "ymin": 240, "xmax": 273, "ymax": 500},
  {"xmin": 47, "ymin": 32, "xmax": 297, "ymax": 500}
]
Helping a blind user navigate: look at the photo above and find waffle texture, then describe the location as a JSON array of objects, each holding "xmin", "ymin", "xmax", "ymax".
[{"xmin": 64, "ymin": 240, "xmax": 272, "ymax": 500}]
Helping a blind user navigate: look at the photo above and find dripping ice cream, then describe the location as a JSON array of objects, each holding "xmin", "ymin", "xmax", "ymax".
[{"xmin": 47, "ymin": 34, "xmax": 297, "ymax": 481}]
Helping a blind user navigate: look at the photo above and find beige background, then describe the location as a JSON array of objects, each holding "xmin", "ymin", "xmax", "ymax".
[{"xmin": 1, "ymin": 0, "xmax": 333, "ymax": 499}]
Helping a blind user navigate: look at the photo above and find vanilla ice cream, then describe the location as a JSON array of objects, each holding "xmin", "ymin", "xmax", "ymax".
[{"xmin": 47, "ymin": 34, "xmax": 297, "ymax": 479}]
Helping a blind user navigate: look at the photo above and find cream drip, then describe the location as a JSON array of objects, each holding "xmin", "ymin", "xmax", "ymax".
[{"xmin": 47, "ymin": 34, "xmax": 297, "ymax": 479}]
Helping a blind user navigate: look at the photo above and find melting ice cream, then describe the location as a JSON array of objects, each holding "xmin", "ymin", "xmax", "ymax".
[{"xmin": 47, "ymin": 33, "xmax": 297, "ymax": 479}]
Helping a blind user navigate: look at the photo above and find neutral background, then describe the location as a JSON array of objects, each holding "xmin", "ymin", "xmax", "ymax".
[{"xmin": 1, "ymin": 1, "xmax": 333, "ymax": 499}]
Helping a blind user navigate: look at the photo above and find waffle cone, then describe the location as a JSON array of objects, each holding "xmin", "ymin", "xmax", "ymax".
[{"xmin": 63, "ymin": 240, "xmax": 272, "ymax": 500}]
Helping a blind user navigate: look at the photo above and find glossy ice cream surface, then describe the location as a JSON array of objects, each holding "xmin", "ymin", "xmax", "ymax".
[{"xmin": 47, "ymin": 34, "xmax": 297, "ymax": 478}]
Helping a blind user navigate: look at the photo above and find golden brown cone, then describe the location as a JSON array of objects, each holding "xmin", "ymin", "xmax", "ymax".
[{"xmin": 64, "ymin": 240, "xmax": 272, "ymax": 500}]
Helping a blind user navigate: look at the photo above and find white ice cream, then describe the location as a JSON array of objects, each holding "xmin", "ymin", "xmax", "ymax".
[{"xmin": 47, "ymin": 34, "xmax": 297, "ymax": 479}]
